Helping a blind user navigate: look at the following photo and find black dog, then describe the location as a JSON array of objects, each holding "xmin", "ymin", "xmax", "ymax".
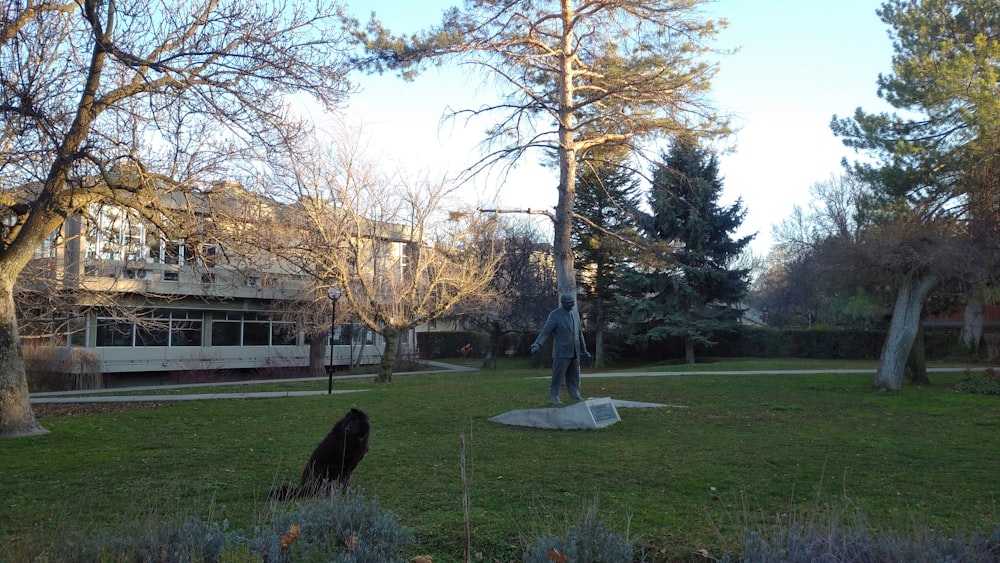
[{"xmin": 268, "ymin": 408, "xmax": 370, "ymax": 500}]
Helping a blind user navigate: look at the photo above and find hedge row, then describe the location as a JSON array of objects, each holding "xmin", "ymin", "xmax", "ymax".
[{"xmin": 417, "ymin": 327, "xmax": 975, "ymax": 363}]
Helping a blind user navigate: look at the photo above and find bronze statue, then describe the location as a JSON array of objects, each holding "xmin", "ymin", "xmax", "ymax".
[{"xmin": 530, "ymin": 294, "xmax": 592, "ymax": 404}]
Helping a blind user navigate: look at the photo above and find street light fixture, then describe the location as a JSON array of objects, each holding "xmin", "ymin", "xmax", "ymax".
[{"xmin": 326, "ymin": 286, "xmax": 342, "ymax": 394}]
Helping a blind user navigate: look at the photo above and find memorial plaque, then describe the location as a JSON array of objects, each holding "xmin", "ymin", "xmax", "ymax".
[
  {"xmin": 489, "ymin": 396, "xmax": 633, "ymax": 430},
  {"xmin": 585, "ymin": 397, "xmax": 620, "ymax": 428}
]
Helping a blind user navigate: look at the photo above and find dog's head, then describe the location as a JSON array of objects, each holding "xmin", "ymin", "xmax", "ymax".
[{"xmin": 337, "ymin": 408, "xmax": 370, "ymax": 437}]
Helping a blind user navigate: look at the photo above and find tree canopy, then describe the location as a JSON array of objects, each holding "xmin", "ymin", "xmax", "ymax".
[
  {"xmin": 616, "ymin": 137, "xmax": 751, "ymax": 363},
  {"xmin": 0, "ymin": 0, "xmax": 353, "ymax": 436},
  {"xmin": 831, "ymin": 0, "xmax": 1000, "ymax": 389},
  {"xmin": 348, "ymin": 0, "xmax": 729, "ymax": 300}
]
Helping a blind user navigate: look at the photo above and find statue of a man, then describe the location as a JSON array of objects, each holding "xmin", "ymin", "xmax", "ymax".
[{"xmin": 530, "ymin": 294, "xmax": 592, "ymax": 404}]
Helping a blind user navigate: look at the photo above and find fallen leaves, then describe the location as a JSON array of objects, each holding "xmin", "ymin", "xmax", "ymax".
[
  {"xmin": 279, "ymin": 524, "xmax": 300, "ymax": 550},
  {"xmin": 343, "ymin": 532, "xmax": 358, "ymax": 551}
]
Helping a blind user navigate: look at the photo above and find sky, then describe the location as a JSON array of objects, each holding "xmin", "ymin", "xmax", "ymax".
[{"xmin": 334, "ymin": 0, "xmax": 897, "ymax": 256}]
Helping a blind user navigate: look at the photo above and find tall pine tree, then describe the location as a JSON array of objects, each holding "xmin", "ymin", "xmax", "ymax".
[
  {"xmin": 618, "ymin": 137, "xmax": 753, "ymax": 363},
  {"xmin": 573, "ymin": 154, "xmax": 642, "ymax": 367}
]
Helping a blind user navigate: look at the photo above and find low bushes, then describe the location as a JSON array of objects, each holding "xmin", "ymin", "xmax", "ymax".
[
  {"xmin": 40, "ymin": 491, "xmax": 415, "ymax": 563},
  {"xmin": 419, "ymin": 327, "xmax": 980, "ymax": 364},
  {"xmin": 23, "ymin": 343, "xmax": 103, "ymax": 391},
  {"xmin": 956, "ymin": 367, "xmax": 1000, "ymax": 396},
  {"xmin": 723, "ymin": 523, "xmax": 1000, "ymax": 562}
]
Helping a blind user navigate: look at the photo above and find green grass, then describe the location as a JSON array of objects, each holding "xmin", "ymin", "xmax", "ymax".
[{"xmin": 4, "ymin": 360, "xmax": 999, "ymax": 562}]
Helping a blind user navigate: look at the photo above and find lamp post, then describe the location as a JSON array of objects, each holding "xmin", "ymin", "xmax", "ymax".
[{"xmin": 326, "ymin": 286, "xmax": 342, "ymax": 394}]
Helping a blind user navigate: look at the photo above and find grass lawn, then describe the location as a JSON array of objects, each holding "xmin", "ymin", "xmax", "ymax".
[{"xmin": 3, "ymin": 359, "xmax": 999, "ymax": 561}]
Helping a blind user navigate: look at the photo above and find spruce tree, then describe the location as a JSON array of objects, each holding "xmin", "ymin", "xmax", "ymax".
[
  {"xmin": 618, "ymin": 138, "xmax": 753, "ymax": 363},
  {"xmin": 572, "ymin": 155, "xmax": 642, "ymax": 367}
]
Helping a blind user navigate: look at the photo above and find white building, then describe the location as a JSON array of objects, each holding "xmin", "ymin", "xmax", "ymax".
[{"xmin": 19, "ymin": 185, "xmax": 390, "ymax": 379}]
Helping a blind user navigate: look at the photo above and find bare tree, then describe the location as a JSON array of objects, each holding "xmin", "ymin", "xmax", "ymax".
[
  {"xmin": 0, "ymin": 0, "xmax": 353, "ymax": 437},
  {"xmin": 349, "ymin": 0, "xmax": 729, "ymax": 303},
  {"xmin": 264, "ymin": 131, "xmax": 502, "ymax": 384},
  {"xmin": 459, "ymin": 219, "xmax": 556, "ymax": 368}
]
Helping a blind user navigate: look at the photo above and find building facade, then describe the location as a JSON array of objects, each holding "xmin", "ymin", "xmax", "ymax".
[{"xmin": 20, "ymin": 189, "xmax": 388, "ymax": 378}]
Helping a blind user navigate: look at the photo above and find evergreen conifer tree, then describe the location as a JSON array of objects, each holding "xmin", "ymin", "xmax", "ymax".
[
  {"xmin": 617, "ymin": 138, "xmax": 753, "ymax": 363},
  {"xmin": 573, "ymin": 155, "xmax": 642, "ymax": 367}
]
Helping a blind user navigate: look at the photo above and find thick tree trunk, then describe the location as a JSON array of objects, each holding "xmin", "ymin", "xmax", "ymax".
[
  {"xmin": 307, "ymin": 332, "xmax": 326, "ymax": 377},
  {"xmin": 376, "ymin": 328, "xmax": 399, "ymax": 384},
  {"xmin": 874, "ymin": 271, "xmax": 938, "ymax": 390},
  {"xmin": 0, "ymin": 276, "xmax": 48, "ymax": 437},
  {"xmin": 552, "ymin": 0, "xmax": 578, "ymax": 299},
  {"xmin": 904, "ymin": 322, "xmax": 929, "ymax": 385},
  {"xmin": 961, "ymin": 298, "xmax": 984, "ymax": 352},
  {"xmin": 482, "ymin": 329, "xmax": 499, "ymax": 369},
  {"xmin": 684, "ymin": 336, "xmax": 696, "ymax": 364}
]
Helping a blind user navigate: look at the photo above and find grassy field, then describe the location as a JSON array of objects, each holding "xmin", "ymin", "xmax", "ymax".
[{"xmin": 3, "ymin": 358, "xmax": 999, "ymax": 561}]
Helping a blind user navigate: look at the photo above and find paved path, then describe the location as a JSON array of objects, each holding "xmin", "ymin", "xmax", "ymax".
[
  {"xmin": 578, "ymin": 366, "xmax": 983, "ymax": 378},
  {"xmin": 29, "ymin": 360, "xmax": 474, "ymax": 405},
  {"xmin": 29, "ymin": 363, "xmax": 985, "ymax": 404}
]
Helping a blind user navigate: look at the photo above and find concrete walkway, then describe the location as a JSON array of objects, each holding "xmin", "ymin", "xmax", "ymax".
[
  {"xmin": 29, "ymin": 360, "xmax": 475, "ymax": 405},
  {"xmin": 576, "ymin": 366, "xmax": 984, "ymax": 378},
  {"xmin": 29, "ymin": 363, "xmax": 985, "ymax": 405}
]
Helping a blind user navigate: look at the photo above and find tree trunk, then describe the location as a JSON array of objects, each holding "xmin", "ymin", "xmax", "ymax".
[
  {"xmin": 874, "ymin": 271, "xmax": 938, "ymax": 390},
  {"xmin": 904, "ymin": 322, "xmax": 929, "ymax": 385},
  {"xmin": 594, "ymin": 297, "xmax": 604, "ymax": 368},
  {"xmin": 961, "ymin": 298, "xmax": 984, "ymax": 353},
  {"xmin": 307, "ymin": 332, "xmax": 326, "ymax": 377},
  {"xmin": 0, "ymin": 276, "xmax": 48, "ymax": 437},
  {"xmin": 552, "ymin": 0, "xmax": 578, "ymax": 299},
  {"xmin": 684, "ymin": 336, "xmax": 696, "ymax": 364},
  {"xmin": 482, "ymin": 329, "xmax": 499, "ymax": 369},
  {"xmin": 376, "ymin": 327, "xmax": 399, "ymax": 384}
]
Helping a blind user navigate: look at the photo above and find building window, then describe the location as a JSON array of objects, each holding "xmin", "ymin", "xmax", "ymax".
[
  {"xmin": 85, "ymin": 205, "xmax": 150, "ymax": 262},
  {"xmin": 170, "ymin": 311, "xmax": 203, "ymax": 347},
  {"xmin": 96, "ymin": 310, "xmax": 203, "ymax": 347},
  {"xmin": 96, "ymin": 318, "xmax": 134, "ymax": 347},
  {"xmin": 150, "ymin": 237, "xmax": 185, "ymax": 265},
  {"xmin": 136, "ymin": 315, "xmax": 169, "ymax": 347},
  {"xmin": 243, "ymin": 312, "xmax": 270, "ymax": 346},
  {"xmin": 211, "ymin": 312, "xmax": 242, "ymax": 346},
  {"xmin": 272, "ymin": 322, "xmax": 298, "ymax": 346},
  {"xmin": 199, "ymin": 243, "xmax": 221, "ymax": 268}
]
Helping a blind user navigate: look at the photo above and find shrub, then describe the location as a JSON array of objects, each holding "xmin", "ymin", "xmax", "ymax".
[
  {"xmin": 721, "ymin": 522, "xmax": 1000, "ymax": 562},
  {"xmin": 955, "ymin": 368, "xmax": 1000, "ymax": 396},
  {"xmin": 263, "ymin": 490, "xmax": 415, "ymax": 562},
  {"xmin": 23, "ymin": 343, "xmax": 103, "ymax": 391},
  {"xmin": 522, "ymin": 508, "xmax": 641, "ymax": 563},
  {"xmin": 43, "ymin": 490, "xmax": 413, "ymax": 562},
  {"xmin": 415, "ymin": 330, "xmax": 487, "ymax": 359}
]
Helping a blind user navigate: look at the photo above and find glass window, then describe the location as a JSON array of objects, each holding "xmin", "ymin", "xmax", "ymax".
[
  {"xmin": 171, "ymin": 322, "xmax": 202, "ymax": 346},
  {"xmin": 96, "ymin": 319, "xmax": 134, "ymax": 347},
  {"xmin": 272, "ymin": 322, "xmax": 298, "ymax": 346},
  {"xmin": 211, "ymin": 313, "xmax": 241, "ymax": 346},
  {"xmin": 164, "ymin": 239, "xmax": 184, "ymax": 265},
  {"xmin": 136, "ymin": 315, "xmax": 169, "ymax": 346},
  {"xmin": 123, "ymin": 224, "xmax": 144, "ymax": 261},
  {"xmin": 243, "ymin": 321, "xmax": 269, "ymax": 346}
]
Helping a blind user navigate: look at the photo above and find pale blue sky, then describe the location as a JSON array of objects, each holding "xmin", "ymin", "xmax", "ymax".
[{"xmin": 338, "ymin": 1, "xmax": 895, "ymax": 255}]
